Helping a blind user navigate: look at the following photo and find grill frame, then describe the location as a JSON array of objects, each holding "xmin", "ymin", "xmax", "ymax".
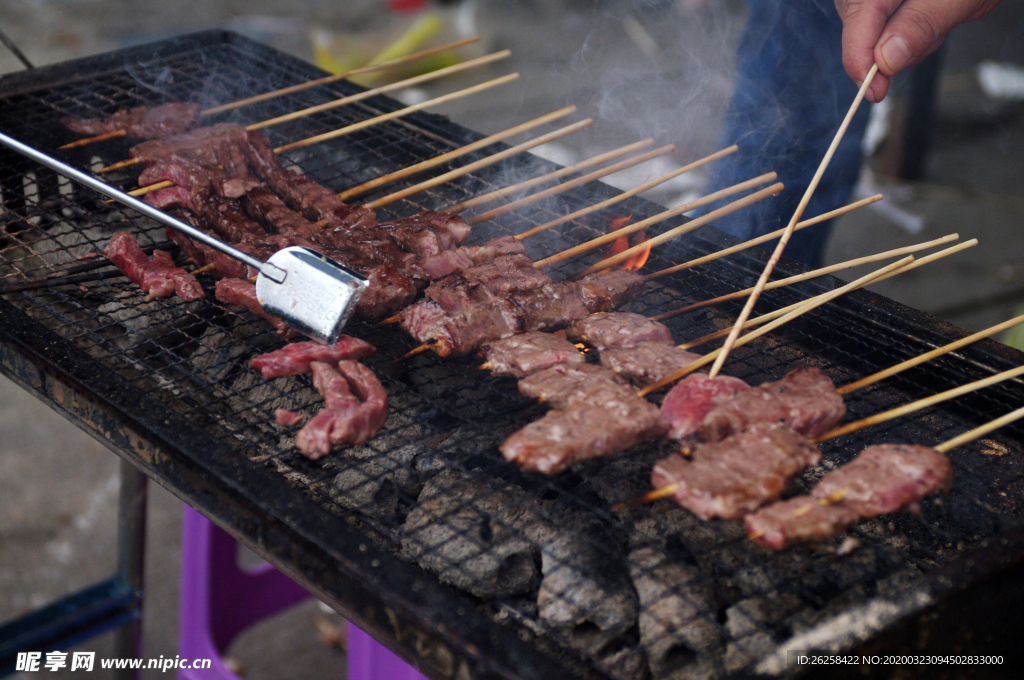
[{"xmin": 1, "ymin": 30, "xmax": 1024, "ymax": 679}]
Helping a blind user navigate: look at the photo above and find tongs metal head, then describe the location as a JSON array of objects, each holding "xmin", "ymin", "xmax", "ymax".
[
  {"xmin": 255, "ymin": 246, "xmax": 367, "ymax": 343},
  {"xmin": 0, "ymin": 130, "xmax": 369, "ymax": 344}
]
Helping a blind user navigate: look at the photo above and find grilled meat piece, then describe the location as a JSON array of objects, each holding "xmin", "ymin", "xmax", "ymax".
[
  {"xmin": 378, "ymin": 210, "xmax": 471, "ymax": 258},
  {"xmin": 241, "ymin": 185, "xmax": 324, "ymax": 241},
  {"xmin": 164, "ymin": 214, "xmax": 250, "ymax": 280},
  {"xmin": 651, "ymin": 422, "xmax": 822, "ymax": 520},
  {"xmin": 139, "ymin": 154, "xmax": 258, "ymax": 202},
  {"xmin": 567, "ymin": 312, "xmax": 674, "ymax": 350},
  {"xmin": 577, "ymin": 270, "xmax": 646, "ymax": 311},
  {"xmin": 214, "ymin": 278, "xmax": 296, "ymax": 338},
  {"xmin": 601, "ymin": 341, "xmax": 702, "ymax": 387},
  {"xmin": 661, "ymin": 373, "xmax": 751, "ymax": 439},
  {"xmin": 424, "ymin": 275, "xmax": 496, "ymax": 311},
  {"xmin": 275, "ymin": 409, "xmax": 305, "ymax": 427},
  {"xmin": 501, "ymin": 398, "xmax": 669, "ymax": 475},
  {"xmin": 103, "ymin": 231, "xmax": 204, "ymax": 301},
  {"xmin": 62, "ymin": 102, "xmax": 200, "ymax": 139},
  {"xmin": 128, "ymin": 123, "xmax": 248, "ymax": 166},
  {"xmin": 295, "ymin": 361, "xmax": 388, "ymax": 458},
  {"xmin": 250, "ymin": 336, "xmax": 376, "ymax": 378},
  {"xmin": 461, "ymin": 253, "xmax": 551, "ymax": 294},
  {"xmin": 696, "ymin": 367, "xmax": 845, "ymax": 442},
  {"xmin": 518, "ymin": 364, "xmax": 633, "ymax": 409},
  {"xmin": 417, "ymin": 235, "xmax": 526, "ymax": 279},
  {"xmin": 401, "ymin": 270, "xmax": 647, "ymax": 357},
  {"xmin": 744, "ymin": 496, "xmax": 859, "ymax": 551},
  {"xmin": 240, "ymin": 130, "xmax": 377, "ymax": 232},
  {"xmin": 812, "ymin": 444, "xmax": 953, "ymax": 517},
  {"xmin": 481, "ymin": 332, "xmax": 584, "ymax": 378}
]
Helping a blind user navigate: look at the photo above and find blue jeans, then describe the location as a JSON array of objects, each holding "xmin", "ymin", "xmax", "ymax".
[{"xmin": 699, "ymin": 0, "xmax": 871, "ymax": 267}]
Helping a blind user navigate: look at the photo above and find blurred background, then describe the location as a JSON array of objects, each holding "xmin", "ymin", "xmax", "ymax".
[{"xmin": 1, "ymin": 1, "xmax": 1022, "ymax": 678}]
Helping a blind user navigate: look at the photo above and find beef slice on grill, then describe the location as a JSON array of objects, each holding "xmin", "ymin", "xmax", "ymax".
[
  {"xmin": 745, "ymin": 496, "xmax": 860, "ymax": 551},
  {"xmin": 577, "ymin": 271, "xmax": 646, "ymax": 311},
  {"xmin": 480, "ymin": 332, "xmax": 584, "ymax": 378},
  {"xmin": 601, "ymin": 341, "xmax": 702, "ymax": 388},
  {"xmin": 652, "ymin": 423, "xmax": 822, "ymax": 520},
  {"xmin": 567, "ymin": 312, "xmax": 674, "ymax": 351},
  {"xmin": 661, "ymin": 373, "xmax": 751, "ymax": 440},
  {"xmin": 502, "ymin": 399, "xmax": 669, "ymax": 476},
  {"xmin": 402, "ymin": 470, "xmax": 551, "ymax": 598},
  {"xmin": 628, "ymin": 546, "xmax": 720, "ymax": 679},
  {"xmin": 517, "ymin": 363, "xmax": 632, "ymax": 409}
]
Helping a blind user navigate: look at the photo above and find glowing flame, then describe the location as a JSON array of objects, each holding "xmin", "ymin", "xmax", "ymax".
[{"xmin": 603, "ymin": 214, "xmax": 651, "ymax": 272}]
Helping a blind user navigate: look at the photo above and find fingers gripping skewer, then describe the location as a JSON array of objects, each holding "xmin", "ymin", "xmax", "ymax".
[
  {"xmin": 566, "ymin": 180, "xmax": 785, "ymax": 276},
  {"xmin": 99, "ymin": 72, "xmax": 520, "ymax": 174},
  {"xmin": 60, "ymin": 38, "xmax": 483, "ymax": 149},
  {"xmin": 651, "ymin": 233, "xmax": 959, "ymax": 321},
  {"xmin": 447, "ymin": 139, "xmax": 658, "ymax": 214},
  {"xmin": 635, "ymin": 256, "xmax": 913, "ymax": 397},
  {"xmin": 464, "ymin": 145, "xmax": 679, "ymax": 226},
  {"xmin": 643, "ymin": 195, "xmax": 883, "ymax": 283},
  {"xmin": 337, "ymin": 106, "xmax": 581, "ymax": 201},
  {"xmin": 363, "ymin": 118, "xmax": 597, "ymax": 209},
  {"xmin": 515, "ymin": 145, "xmax": 740, "ymax": 240},
  {"xmin": 673, "ymin": 241, "xmax": 976, "ymax": 352},
  {"xmin": 706, "ymin": 64, "xmax": 879, "ymax": 380}
]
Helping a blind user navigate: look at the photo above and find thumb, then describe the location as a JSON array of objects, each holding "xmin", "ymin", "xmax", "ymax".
[{"xmin": 875, "ymin": 0, "xmax": 1000, "ymax": 76}]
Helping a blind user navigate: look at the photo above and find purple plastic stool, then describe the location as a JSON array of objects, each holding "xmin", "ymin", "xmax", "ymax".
[{"xmin": 177, "ymin": 505, "xmax": 428, "ymax": 680}]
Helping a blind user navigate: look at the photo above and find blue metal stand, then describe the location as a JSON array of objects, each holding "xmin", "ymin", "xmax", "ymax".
[{"xmin": 0, "ymin": 460, "xmax": 147, "ymax": 679}]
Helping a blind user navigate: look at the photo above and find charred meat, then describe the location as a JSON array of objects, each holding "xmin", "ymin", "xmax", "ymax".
[{"xmin": 62, "ymin": 102, "xmax": 200, "ymax": 139}]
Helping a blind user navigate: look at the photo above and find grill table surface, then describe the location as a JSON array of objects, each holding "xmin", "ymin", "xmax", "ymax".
[{"xmin": 2, "ymin": 31, "xmax": 1024, "ymax": 680}]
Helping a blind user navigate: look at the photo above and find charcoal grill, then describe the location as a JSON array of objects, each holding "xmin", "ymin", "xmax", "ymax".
[{"xmin": 2, "ymin": 30, "xmax": 1024, "ymax": 680}]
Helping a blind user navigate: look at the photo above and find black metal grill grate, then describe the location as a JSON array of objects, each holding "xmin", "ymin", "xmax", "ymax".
[{"xmin": 2, "ymin": 32, "xmax": 1024, "ymax": 680}]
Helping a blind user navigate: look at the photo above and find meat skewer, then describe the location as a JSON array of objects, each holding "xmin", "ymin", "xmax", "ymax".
[
  {"xmin": 97, "ymin": 73, "xmax": 519, "ymax": 173},
  {"xmin": 747, "ymin": 402, "xmax": 1024, "ymax": 550},
  {"xmin": 58, "ymin": 37, "xmax": 481, "ymax": 148},
  {"xmin": 707, "ymin": 64, "xmax": 879, "ymax": 380},
  {"xmin": 619, "ymin": 354, "xmax": 1022, "ymax": 513}
]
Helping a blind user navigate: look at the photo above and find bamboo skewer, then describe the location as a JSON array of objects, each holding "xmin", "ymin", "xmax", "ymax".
[
  {"xmin": 363, "ymin": 118, "xmax": 596, "ymax": 209},
  {"xmin": 99, "ymin": 72, "xmax": 520, "ymax": 174},
  {"xmin": 190, "ymin": 262, "xmax": 217, "ymax": 276},
  {"xmin": 446, "ymin": 139, "xmax": 658, "ymax": 214},
  {"xmin": 515, "ymin": 145, "xmax": 740, "ymax": 241},
  {"xmin": 248, "ymin": 50, "xmax": 513, "ymax": 131},
  {"xmin": 643, "ymin": 195, "xmax": 884, "ymax": 282},
  {"xmin": 838, "ymin": 313, "xmax": 1024, "ymax": 396},
  {"xmin": 706, "ymin": 64, "xmax": 879, "ymax": 380},
  {"xmin": 651, "ymin": 233, "xmax": 959, "ymax": 322},
  {"xmin": 464, "ymin": 145, "xmax": 679, "ymax": 226},
  {"xmin": 811, "ymin": 363, "xmax": 1024, "ymax": 444},
  {"xmin": 275, "ymin": 73, "xmax": 520, "ymax": 154},
  {"xmin": 674, "ymin": 241, "xmax": 977, "ymax": 351},
  {"xmin": 533, "ymin": 174, "xmax": 777, "ymax": 271},
  {"xmin": 337, "ymin": 106, "xmax": 580, "ymax": 200},
  {"xmin": 635, "ymin": 256, "xmax": 913, "ymax": 397},
  {"xmin": 934, "ymin": 405, "xmax": 1024, "ymax": 453},
  {"xmin": 58, "ymin": 37, "xmax": 482, "ymax": 149},
  {"xmin": 567, "ymin": 180, "xmax": 784, "ymax": 276}
]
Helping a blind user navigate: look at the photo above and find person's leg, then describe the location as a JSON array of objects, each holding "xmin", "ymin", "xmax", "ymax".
[{"xmin": 701, "ymin": 0, "xmax": 871, "ymax": 267}]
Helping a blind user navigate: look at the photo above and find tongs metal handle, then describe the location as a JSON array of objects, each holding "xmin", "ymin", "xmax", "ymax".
[{"xmin": 0, "ymin": 130, "xmax": 286, "ymax": 283}]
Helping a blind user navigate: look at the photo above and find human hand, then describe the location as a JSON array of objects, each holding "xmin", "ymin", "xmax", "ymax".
[{"xmin": 835, "ymin": 0, "xmax": 1001, "ymax": 101}]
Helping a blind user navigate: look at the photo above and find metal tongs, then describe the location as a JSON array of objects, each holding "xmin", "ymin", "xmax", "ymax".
[{"xmin": 0, "ymin": 131, "xmax": 369, "ymax": 344}]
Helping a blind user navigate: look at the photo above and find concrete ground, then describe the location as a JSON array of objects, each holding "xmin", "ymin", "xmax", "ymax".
[{"xmin": 1, "ymin": 1, "xmax": 1022, "ymax": 679}]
